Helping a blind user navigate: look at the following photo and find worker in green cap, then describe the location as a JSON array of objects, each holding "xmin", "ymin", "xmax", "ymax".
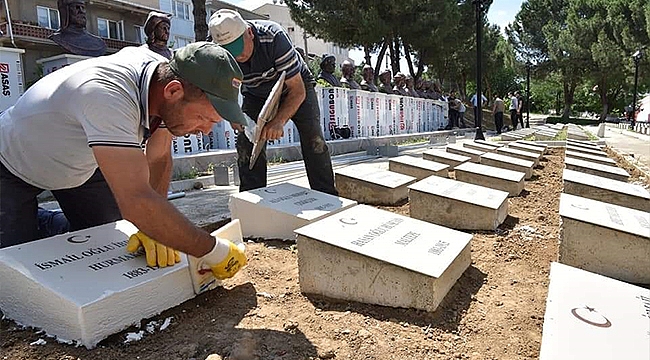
[{"xmin": 0, "ymin": 43, "xmax": 246, "ymax": 279}]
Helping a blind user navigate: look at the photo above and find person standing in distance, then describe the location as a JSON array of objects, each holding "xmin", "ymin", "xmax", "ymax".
[{"xmin": 209, "ymin": 9, "xmax": 337, "ymax": 195}]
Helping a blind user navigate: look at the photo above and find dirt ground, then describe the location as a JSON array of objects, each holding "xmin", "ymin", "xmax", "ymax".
[{"xmin": 0, "ymin": 146, "xmax": 635, "ymax": 360}]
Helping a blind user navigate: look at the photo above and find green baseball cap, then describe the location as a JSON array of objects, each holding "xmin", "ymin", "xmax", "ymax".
[{"xmin": 169, "ymin": 41, "xmax": 246, "ymax": 126}]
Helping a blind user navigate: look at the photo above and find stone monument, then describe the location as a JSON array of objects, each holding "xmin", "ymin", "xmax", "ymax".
[
  {"xmin": 142, "ymin": 11, "xmax": 173, "ymax": 59},
  {"xmin": 317, "ymin": 54, "xmax": 341, "ymax": 87},
  {"xmin": 49, "ymin": 0, "xmax": 106, "ymax": 57},
  {"xmin": 378, "ymin": 69, "xmax": 392, "ymax": 94}
]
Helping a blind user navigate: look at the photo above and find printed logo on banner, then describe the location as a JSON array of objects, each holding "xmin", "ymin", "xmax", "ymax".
[
  {"xmin": 0, "ymin": 63, "xmax": 9, "ymax": 73},
  {"xmin": 1, "ymin": 63, "xmax": 10, "ymax": 97}
]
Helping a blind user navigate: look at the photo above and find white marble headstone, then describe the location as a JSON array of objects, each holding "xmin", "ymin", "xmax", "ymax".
[{"xmin": 540, "ymin": 262, "xmax": 650, "ymax": 360}]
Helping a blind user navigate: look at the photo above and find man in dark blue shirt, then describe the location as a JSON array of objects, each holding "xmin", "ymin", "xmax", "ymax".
[{"xmin": 209, "ymin": 9, "xmax": 337, "ymax": 195}]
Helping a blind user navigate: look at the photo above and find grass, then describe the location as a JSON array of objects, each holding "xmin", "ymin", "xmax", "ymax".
[
  {"xmin": 394, "ymin": 137, "xmax": 429, "ymax": 146},
  {"xmin": 552, "ymin": 129, "xmax": 568, "ymax": 141},
  {"xmin": 172, "ymin": 166, "xmax": 200, "ymax": 181},
  {"xmin": 523, "ymin": 134, "xmax": 536, "ymax": 141}
]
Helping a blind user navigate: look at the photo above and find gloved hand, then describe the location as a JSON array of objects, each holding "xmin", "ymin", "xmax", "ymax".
[
  {"xmin": 198, "ymin": 237, "xmax": 247, "ymax": 280},
  {"xmin": 126, "ymin": 231, "xmax": 181, "ymax": 268}
]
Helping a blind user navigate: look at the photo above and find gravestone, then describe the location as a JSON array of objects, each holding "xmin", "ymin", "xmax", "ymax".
[
  {"xmin": 559, "ymin": 193, "xmax": 650, "ymax": 284},
  {"xmin": 463, "ymin": 142, "xmax": 497, "ymax": 153},
  {"xmin": 475, "ymin": 139, "xmax": 504, "ymax": 148},
  {"xmin": 565, "ymin": 150, "xmax": 617, "ymax": 167},
  {"xmin": 0, "ymin": 221, "xmax": 196, "ymax": 348},
  {"xmin": 229, "ymin": 183, "xmax": 357, "ymax": 240},
  {"xmin": 455, "ymin": 162, "xmax": 526, "ymax": 196},
  {"xmin": 565, "ymin": 144, "xmax": 608, "ymax": 158},
  {"xmin": 540, "ymin": 262, "xmax": 650, "ymax": 360},
  {"xmin": 389, "ymin": 155, "xmax": 449, "ymax": 180},
  {"xmin": 422, "ymin": 149, "xmax": 471, "ymax": 169},
  {"xmin": 564, "ymin": 157, "xmax": 629, "ymax": 182},
  {"xmin": 409, "ymin": 176, "xmax": 509, "ymax": 230},
  {"xmin": 501, "ymin": 133, "xmax": 524, "ymax": 141},
  {"xmin": 496, "ymin": 147, "xmax": 541, "ymax": 166},
  {"xmin": 507, "ymin": 142, "xmax": 545, "ymax": 155},
  {"xmin": 335, "ymin": 166, "xmax": 416, "ymax": 205},
  {"xmin": 295, "ymin": 205, "xmax": 472, "ymax": 312},
  {"xmin": 446, "ymin": 144, "xmax": 484, "ymax": 163},
  {"xmin": 567, "ymin": 139, "xmax": 604, "ymax": 150},
  {"xmin": 480, "ymin": 152, "xmax": 534, "ymax": 179},
  {"xmin": 563, "ymin": 169, "xmax": 650, "ymax": 212},
  {"xmin": 515, "ymin": 140, "xmax": 548, "ymax": 153}
]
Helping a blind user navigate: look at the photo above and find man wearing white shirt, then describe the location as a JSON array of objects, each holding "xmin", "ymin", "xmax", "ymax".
[
  {"xmin": 508, "ymin": 92, "xmax": 519, "ymax": 130},
  {"xmin": 470, "ymin": 92, "xmax": 488, "ymax": 127}
]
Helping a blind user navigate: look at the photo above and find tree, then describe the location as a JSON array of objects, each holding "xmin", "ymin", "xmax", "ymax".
[{"xmin": 192, "ymin": 0, "xmax": 208, "ymax": 42}]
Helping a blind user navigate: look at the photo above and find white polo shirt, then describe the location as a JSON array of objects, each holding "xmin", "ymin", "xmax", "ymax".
[{"xmin": 0, "ymin": 47, "xmax": 165, "ymax": 190}]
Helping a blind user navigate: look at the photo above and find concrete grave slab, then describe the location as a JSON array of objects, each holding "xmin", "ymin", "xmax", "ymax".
[
  {"xmin": 564, "ymin": 157, "xmax": 629, "ymax": 182},
  {"xmin": 446, "ymin": 144, "xmax": 484, "ymax": 163},
  {"xmin": 501, "ymin": 133, "xmax": 524, "ymax": 141},
  {"xmin": 229, "ymin": 183, "xmax": 358, "ymax": 240},
  {"xmin": 567, "ymin": 139, "xmax": 604, "ymax": 150},
  {"xmin": 567, "ymin": 132, "xmax": 589, "ymax": 140},
  {"xmin": 335, "ymin": 165, "xmax": 416, "ymax": 205},
  {"xmin": 475, "ymin": 139, "xmax": 504, "ymax": 148},
  {"xmin": 480, "ymin": 152, "xmax": 534, "ymax": 179},
  {"xmin": 565, "ymin": 144, "xmax": 607, "ymax": 158},
  {"xmin": 409, "ymin": 176, "xmax": 509, "ymax": 230},
  {"xmin": 295, "ymin": 205, "xmax": 472, "ymax": 312},
  {"xmin": 540, "ymin": 262, "xmax": 650, "ymax": 360},
  {"xmin": 565, "ymin": 150, "xmax": 617, "ymax": 167},
  {"xmin": 455, "ymin": 162, "xmax": 526, "ymax": 196},
  {"xmin": 516, "ymin": 140, "xmax": 548, "ymax": 153},
  {"xmin": 422, "ymin": 149, "xmax": 471, "ymax": 169},
  {"xmin": 0, "ymin": 221, "xmax": 195, "ymax": 348},
  {"xmin": 463, "ymin": 142, "xmax": 497, "ymax": 153},
  {"xmin": 559, "ymin": 193, "xmax": 650, "ymax": 284},
  {"xmin": 508, "ymin": 142, "xmax": 545, "ymax": 155},
  {"xmin": 496, "ymin": 147, "xmax": 541, "ymax": 166},
  {"xmin": 388, "ymin": 155, "xmax": 449, "ymax": 180},
  {"xmin": 563, "ymin": 169, "xmax": 650, "ymax": 212}
]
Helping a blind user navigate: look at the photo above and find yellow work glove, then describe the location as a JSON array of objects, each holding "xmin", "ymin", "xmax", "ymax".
[
  {"xmin": 126, "ymin": 231, "xmax": 181, "ymax": 268},
  {"xmin": 198, "ymin": 237, "xmax": 247, "ymax": 280}
]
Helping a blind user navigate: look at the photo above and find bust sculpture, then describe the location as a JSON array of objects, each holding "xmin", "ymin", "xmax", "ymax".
[
  {"xmin": 378, "ymin": 69, "xmax": 392, "ymax": 94},
  {"xmin": 360, "ymin": 65, "xmax": 378, "ymax": 92},
  {"xmin": 49, "ymin": 0, "xmax": 106, "ymax": 57},
  {"xmin": 142, "ymin": 11, "xmax": 172, "ymax": 59},
  {"xmin": 392, "ymin": 73, "xmax": 407, "ymax": 96},
  {"xmin": 340, "ymin": 60, "xmax": 360, "ymax": 90},
  {"xmin": 317, "ymin": 54, "xmax": 341, "ymax": 87}
]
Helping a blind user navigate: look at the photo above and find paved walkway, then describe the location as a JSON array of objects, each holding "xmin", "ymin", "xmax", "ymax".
[{"xmin": 584, "ymin": 124, "xmax": 650, "ymax": 175}]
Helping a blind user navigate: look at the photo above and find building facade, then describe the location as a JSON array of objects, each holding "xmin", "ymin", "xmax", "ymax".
[
  {"xmin": 253, "ymin": 3, "xmax": 349, "ymax": 63},
  {"xmin": 1, "ymin": 0, "xmax": 157, "ymax": 85}
]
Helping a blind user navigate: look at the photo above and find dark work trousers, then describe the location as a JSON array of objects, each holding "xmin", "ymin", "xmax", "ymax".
[
  {"xmin": 0, "ymin": 162, "xmax": 122, "ymax": 248},
  {"xmin": 518, "ymin": 111, "xmax": 525, "ymax": 129},
  {"xmin": 236, "ymin": 83, "xmax": 338, "ymax": 196},
  {"xmin": 494, "ymin": 112, "xmax": 504, "ymax": 134},
  {"xmin": 447, "ymin": 109, "xmax": 459, "ymax": 129},
  {"xmin": 510, "ymin": 109, "xmax": 518, "ymax": 130}
]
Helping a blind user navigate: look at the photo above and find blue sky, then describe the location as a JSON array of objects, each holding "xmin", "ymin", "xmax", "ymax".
[{"xmin": 228, "ymin": 0, "xmax": 525, "ymax": 66}]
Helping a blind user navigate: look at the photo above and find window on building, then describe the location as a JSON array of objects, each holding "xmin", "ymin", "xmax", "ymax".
[
  {"xmin": 97, "ymin": 18, "xmax": 124, "ymax": 40},
  {"xmin": 37, "ymin": 6, "xmax": 60, "ymax": 30},
  {"xmin": 134, "ymin": 25, "xmax": 145, "ymax": 44},
  {"xmin": 172, "ymin": 0, "xmax": 191, "ymax": 21},
  {"xmin": 173, "ymin": 36, "xmax": 193, "ymax": 49}
]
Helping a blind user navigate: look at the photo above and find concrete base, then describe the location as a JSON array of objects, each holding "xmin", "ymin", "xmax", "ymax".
[
  {"xmin": 564, "ymin": 157, "xmax": 630, "ymax": 182},
  {"xmin": 335, "ymin": 166, "xmax": 416, "ymax": 205},
  {"xmin": 475, "ymin": 139, "xmax": 504, "ymax": 148},
  {"xmin": 378, "ymin": 145, "xmax": 399, "ymax": 157},
  {"xmin": 422, "ymin": 149, "xmax": 471, "ymax": 169},
  {"xmin": 463, "ymin": 142, "xmax": 497, "ymax": 153},
  {"xmin": 480, "ymin": 152, "xmax": 534, "ymax": 179},
  {"xmin": 409, "ymin": 176, "xmax": 509, "ymax": 230},
  {"xmin": 563, "ymin": 169, "xmax": 650, "ymax": 212},
  {"xmin": 455, "ymin": 162, "xmax": 526, "ymax": 196},
  {"xmin": 496, "ymin": 147, "xmax": 541, "ymax": 166},
  {"xmin": 0, "ymin": 221, "xmax": 196, "ymax": 348},
  {"xmin": 516, "ymin": 140, "xmax": 548, "ymax": 153},
  {"xmin": 507, "ymin": 142, "xmax": 545, "ymax": 155},
  {"xmin": 567, "ymin": 132, "xmax": 589, "ymax": 141},
  {"xmin": 540, "ymin": 262, "xmax": 650, "ymax": 360},
  {"xmin": 446, "ymin": 144, "xmax": 484, "ymax": 163},
  {"xmin": 389, "ymin": 156, "xmax": 449, "ymax": 180},
  {"xmin": 229, "ymin": 183, "xmax": 358, "ymax": 240},
  {"xmin": 565, "ymin": 150, "xmax": 617, "ymax": 167},
  {"xmin": 559, "ymin": 194, "xmax": 650, "ymax": 284},
  {"xmin": 565, "ymin": 144, "xmax": 607, "ymax": 158},
  {"xmin": 567, "ymin": 139, "xmax": 604, "ymax": 150},
  {"xmin": 295, "ymin": 205, "xmax": 472, "ymax": 313},
  {"xmin": 501, "ymin": 133, "xmax": 524, "ymax": 141}
]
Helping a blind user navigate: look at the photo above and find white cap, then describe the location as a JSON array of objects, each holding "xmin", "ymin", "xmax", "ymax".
[{"xmin": 209, "ymin": 9, "xmax": 247, "ymax": 46}]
